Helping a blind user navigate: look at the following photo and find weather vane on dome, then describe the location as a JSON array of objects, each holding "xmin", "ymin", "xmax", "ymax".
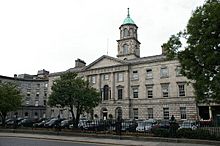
[{"xmin": 127, "ymin": 8, "xmax": 130, "ymax": 17}]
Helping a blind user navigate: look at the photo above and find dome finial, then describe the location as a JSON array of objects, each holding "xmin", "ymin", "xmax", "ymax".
[
  {"xmin": 127, "ymin": 8, "xmax": 130, "ymax": 17},
  {"xmin": 123, "ymin": 8, "xmax": 135, "ymax": 25}
]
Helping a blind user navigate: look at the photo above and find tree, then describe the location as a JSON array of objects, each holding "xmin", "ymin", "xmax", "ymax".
[
  {"xmin": 162, "ymin": 0, "xmax": 220, "ymax": 102},
  {"xmin": 48, "ymin": 72, "xmax": 101, "ymax": 128},
  {"xmin": 0, "ymin": 82, "xmax": 22, "ymax": 127}
]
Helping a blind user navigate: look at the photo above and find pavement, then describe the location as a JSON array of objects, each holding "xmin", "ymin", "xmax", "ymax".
[{"xmin": 0, "ymin": 132, "xmax": 219, "ymax": 146}]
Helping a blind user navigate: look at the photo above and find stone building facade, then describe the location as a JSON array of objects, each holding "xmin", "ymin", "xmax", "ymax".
[
  {"xmin": 0, "ymin": 70, "xmax": 49, "ymax": 119},
  {"xmin": 47, "ymin": 10, "xmax": 199, "ymax": 121}
]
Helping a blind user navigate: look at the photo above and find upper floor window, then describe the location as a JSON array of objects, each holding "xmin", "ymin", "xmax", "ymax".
[
  {"xmin": 118, "ymin": 88, "xmax": 123, "ymax": 100},
  {"xmin": 160, "ymin": 67, "xmax": 169, "ymax": 78},
  {"xmin": 117, "ymin": 72, "xmax": 124, "ymax": 82},
  {"xmin": 123, "ymin": 44, "xmax": 128, "ymax": 54},
  {"xmin": 129, "ymin": 28, "xmax": 133, "ymax": 36},
  {"xmin": 27, "ymin": 83, "xmax": 31, "ymax": 89},
  {"xmin": 146, "ymin": 85, "xmax": 153, "ymax": 98},
  {"xmin": 161, "ymin": 83, "xmax": 169, "ymax": 97},
  {"xmin": 178, "ymin": 83, "xmax": 186, "ymax": 96},
  {"xmin": 36, "ymin": 92, "xmax": 39, "ymax": 97},
  {"xmin": 103, "ymin": 74, "xmax": 109, "ymax": 80},
  {"xmin": 176, "ymin": 66, "xmax": 182, "ymax": 76},
  {"xmin": 35, "ymin": 100, "xmax": 39, "ymax": 107},
  {"xmin": 146, "ymin": 69, "xmax": 153, "ymax": 79},
  {"xmin": 44, "ymin": 83, "xmax": 48, "ymax": 88},
  {"xmin": 103, "ymin": 85, "xmax": 109, "ymax": 100},
  {"xmin": 132, "ymin": 70, "xmax": 139, "ymax": 80},
  {"xmin": 124, "ymin": 28, "xmax": 129, "ymax": 37},
  {"xmin": 91, "ymin": 76, "xmax": 96, "ymax": 84},
  {"xmin": 37, "ymin": 83, "xmax": 40, "ymax": 89},
  {"xmin": 27, "ymin": 92, "xmax": 30, "ymax": 96},
  {"xmin": 132, "ymin": 87, "xmax": 139, "ymax": 98}
]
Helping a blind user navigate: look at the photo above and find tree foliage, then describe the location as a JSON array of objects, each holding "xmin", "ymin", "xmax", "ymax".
[
  {"xmin": 48, "ymin": 72, "xmax": 101, "ymax": 128},
  {"xmin": 0, "ymin": 82, "xmax": 22, "ymax": 126},
  {"xmin": 162, "ymin": 0, "xmax": 220, "ymax": 102}
]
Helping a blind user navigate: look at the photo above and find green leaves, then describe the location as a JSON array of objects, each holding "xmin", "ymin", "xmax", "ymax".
[
  {"xmin": 163, "ymin": 0, "xmax": 220, "ymax": 102},
  {"xmin": 0, "ymin": 82, "xmax": 22, "ymax": 125},
  {"xmin": 48, "ymin": 72, "xmax": 101, "ymax": 124}
]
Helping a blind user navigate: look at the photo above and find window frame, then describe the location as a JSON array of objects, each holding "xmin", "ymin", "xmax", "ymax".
[
  {"xmin": 132, "ymin": 87, "xmax": 139, "ymax": 98},
  {"xmin": 160, "ymin": 67, "xmax": 169, "ymax": 78},
  {"xmin": 147, "ymin": 108, "xmax": 154, "ymax": 119},
  {"xmin": 117, "ymin": 72, "xmax": 124, "ymax": 82},
  {"xmin": 178, "ymin": 83, "xmax": 186, "ymax": 97},
  {"xmin": 161, "ymin": 83, "xmax": 169, "ymax": 97},
  {"xmin": 132, "ymin": 70, "xmax": 139, "ymax": 80},
  {"xmin": 146, "ymin": 85, "xmax": 153, "ymax": 98},
  {"xmin": 117, "ymin": 88, "xmax": 123, "ymax": 100},
  {"xmin": 133, "ymin": 108, "xmax": 138, "ymax": 119},
  {"xmin": 163, "ymin": 107, "xmax": 169, "ymax": 120},
  {"xmin": 180, "ymin": 107, "xmax": 187, "ymax": 120},
  {"xmin": 91, "ymin": 76, "xmax": 96, "ymax": 84},
  {"xmin": 146, "ymin": 69, "xmax": 153, "ymax": 79},
  {"xmin": 176, "ymin": 66, "xmax": 182, "ymax": 76}
]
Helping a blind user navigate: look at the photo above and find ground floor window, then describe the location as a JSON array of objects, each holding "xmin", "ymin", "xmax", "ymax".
[
  {"xmin": 133, "ymin": 108, "xmax": 138, "ymax": 119},
  {"xmin": 147, "ymin": 108, "xmax": 153, "ymax": 119},
  {"xmin": 163, "ymin": 107, "xmax": 169, "ymax": 119},
  {"xmin": 180, "ymin": 107, "xmax": 187, "ymax": 119}
]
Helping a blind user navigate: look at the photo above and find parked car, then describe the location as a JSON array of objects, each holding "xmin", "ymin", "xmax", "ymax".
[
  {"xmin": 33, "ymin": 118, "xmax": 50, "ymax": 128},
  {"xmin": 5, "ymin": 117, "xmax": 24, "ymax": 128},
  {"xmin": 77, "ymin": 119, "xmax": 91, "ymax": 130},
  {"xmin": 155, "ymin": 120, "xmax": 170, "ymax": 129},
  {"xmin": 44, "ymin": 118, "xmax": 65, "ymax": 128},
  {"xmin": 136, "ymin": 119, "xmax": 157, "ymax": 132},
  {"xmin": 121, "ymin": 120, "xmax": 138, "ymax": 132},
  {"xmin": 19, "ymin": 118, "xmax": 33, "ymax": 127},
  {"xmin": 179, "ymin": 120, "xmax": 199, "ymax": 130},
  {"xmin": 61, "ymin": 119, "xmax": 73, "ymax": 129}
]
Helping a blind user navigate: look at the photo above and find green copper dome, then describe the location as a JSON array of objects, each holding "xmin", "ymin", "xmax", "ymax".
[{"xmin": 123, "ymin": 8, "xmax": 135, "ymax": 25}]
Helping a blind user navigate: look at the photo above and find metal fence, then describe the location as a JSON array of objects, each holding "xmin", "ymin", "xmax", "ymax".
[{"xmin": 1, "ymin": 118, "xmax": 220, "ymax": 140}]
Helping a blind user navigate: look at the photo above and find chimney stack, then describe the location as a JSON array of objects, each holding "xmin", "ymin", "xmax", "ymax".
[{"xmin": 75, "ymin": 58, "xmax": 86, "ymax": 68}]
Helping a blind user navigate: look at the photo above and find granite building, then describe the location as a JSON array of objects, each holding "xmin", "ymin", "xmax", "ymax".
[
  {"xmin": 47, "ymin": 9, "xmax": 220, "ymax": 123},
  {"xmin": 47, "ymin": 9, "xmax": 200, "ymax": 122},
  {"xmin": 0, "ymin": 70, "xmax": 49, "ymax": 119}
]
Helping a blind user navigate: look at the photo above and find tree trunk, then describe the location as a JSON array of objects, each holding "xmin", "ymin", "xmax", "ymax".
[
  {"xmin": 0, "ymin": 112, "xmax": 7, "ymax": 127},
  {"xmin": 69, "ymin": 106, "xmax": 76, "ymax": 128},
  {"xmin": 74, "ymin": 102, "xmax": 82, "ymax": 128},
  {"xmin": 75, "ymin": 108, "xmax": 81, "ymax": 128}
]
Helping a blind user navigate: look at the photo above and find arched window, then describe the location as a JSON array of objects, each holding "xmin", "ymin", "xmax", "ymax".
[
  {"xmin": 123, "ymin": 44, "xmax": 128, "ymax": 54},
  {"xmin": 124, "ymin": 28, "xmax": 129, "ymax": 37},
  {"xmin": 103, "ymin": 85, "xmax": 109, "ymax": 100},
  {"xmin": 115, "ymin": 107, "xmax": 122, "ymax": 120},
  {"xmin": 129, "ymin": 28, "xmax": 133, "ymax": 36}
]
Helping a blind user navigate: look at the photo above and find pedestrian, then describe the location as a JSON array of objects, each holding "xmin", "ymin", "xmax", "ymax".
[{"xmin": 170, "ymin": 115, "xmax": 175, "ymax": 122}]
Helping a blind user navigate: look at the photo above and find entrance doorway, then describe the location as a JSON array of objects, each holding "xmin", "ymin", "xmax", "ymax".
[{"xmin": 101, "ymin": 108, "xmax": 108, "ymax": 120}]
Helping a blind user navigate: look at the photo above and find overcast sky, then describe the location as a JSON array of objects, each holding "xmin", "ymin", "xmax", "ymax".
[{"xmin": 0, "ymin": 0, "xmax": 205, "ymax": 77}]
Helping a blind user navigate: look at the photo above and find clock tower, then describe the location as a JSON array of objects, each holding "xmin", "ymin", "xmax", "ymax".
[{"xmin": 117, "ymin": 8, "xmax": 140, "ymax": 60}]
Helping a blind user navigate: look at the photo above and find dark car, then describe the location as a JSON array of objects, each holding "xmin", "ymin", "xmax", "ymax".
[
  {"xmin": 83, "ymin": 120, "xmax": 109, "ymax": 131},
  {"xmin": 44, "ymin": 118, "xmax": 65, "ymax": 128},
  {"xmin": 19, "ymin": 118, "xmax": 33, "ymax": 127},
  {"xmin": 33, "ymin": 118, "xmax": 50, "ymax": 128},
  {"xmin": 121, "ymin": 120, "xmax": 138, "ymax": 132},
  {"xmin": 5, "ymin": 117, "xmax": 24, "ymax": 128},
  {"xmin": 158, "ymin": 120, "xmax": 170, "ymax": 129}
]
